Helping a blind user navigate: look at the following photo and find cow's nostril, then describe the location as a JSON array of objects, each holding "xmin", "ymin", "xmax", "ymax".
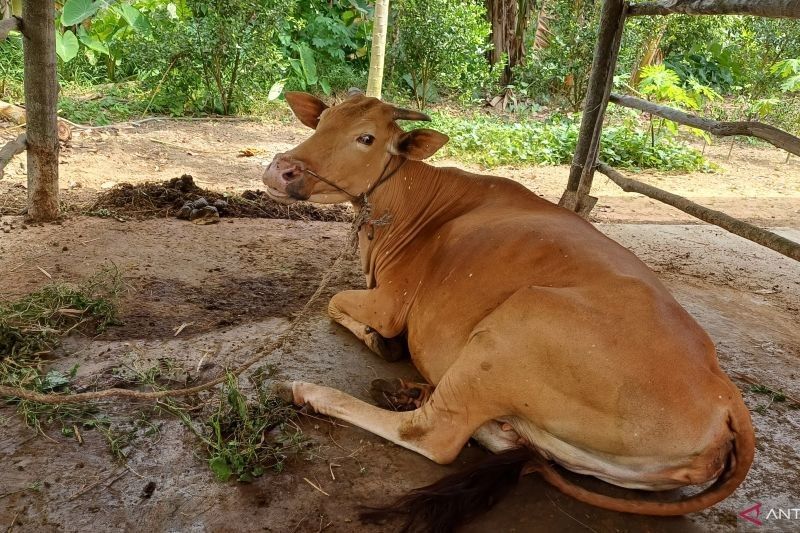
[{"xmin": 281, "ymin": 168, "xmax": 299, "ymax": 181}]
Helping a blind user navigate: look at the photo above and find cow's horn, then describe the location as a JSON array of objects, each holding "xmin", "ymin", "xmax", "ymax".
[
  {"xmin": 392, "ymin": 107, "xmax": 431, "ymax": 122},
  {"xmin": 347, "ymin": 87, "xmax": 364, "ymax": 97}
]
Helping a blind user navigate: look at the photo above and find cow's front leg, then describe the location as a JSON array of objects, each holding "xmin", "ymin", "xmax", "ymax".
[{"xmin": 328, "ymin": 289, "xmax": 407, "ymax": 361}]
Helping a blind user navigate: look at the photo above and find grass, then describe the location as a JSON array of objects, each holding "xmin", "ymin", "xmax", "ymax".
[
  {"xmin": 0, "ymin": 266, "xmax": 151, "ymax": 460},
  {"xmin": 0, "ymin": 267, "xmax": 122, "ymax": 359},
  {"xmin": 1, "ymin": 270, "xmax": 308, "ymax": 480},
  {"xmin": 751, "ymin": 383, "xmax": 788, "ymax": 415},
  {"xmin": 162, "ymin": 369, "xmax": 309, "ymax": 482}
]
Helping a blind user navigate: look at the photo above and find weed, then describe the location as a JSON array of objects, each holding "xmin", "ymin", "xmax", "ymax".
[
  {"xmin": 0, "ymin": 266, "xmax": 122, "ymax": 359},
  {"xmin": 162, "ymin": 372, "xmax": 308, "ymax": 482},
  {"xmin": 751, "ymin": 384, "xmax": 787, "ymax": 403}
]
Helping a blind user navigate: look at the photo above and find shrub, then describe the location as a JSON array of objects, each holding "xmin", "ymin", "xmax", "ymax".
[
  {"xmin": 392, "ymin": 0, "xmax": 493, "ymax": 108},
  {"xmin": 407, "ymin": 111, "xmax": 709, "ymax": 171}
]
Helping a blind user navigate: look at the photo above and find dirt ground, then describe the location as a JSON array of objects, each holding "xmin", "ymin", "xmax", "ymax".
[{"xmin": 1, "ymin": 120, "xmax": 799, "ymax": 532}]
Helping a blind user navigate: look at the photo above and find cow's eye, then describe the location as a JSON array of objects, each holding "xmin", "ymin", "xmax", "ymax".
[{"xmin": 357, "ymin": 134, "xmax": 375, "ymax": 146}]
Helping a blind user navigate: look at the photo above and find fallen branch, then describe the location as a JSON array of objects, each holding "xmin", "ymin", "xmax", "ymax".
[
  {"xmin": 0, "ymin": 16, "xmax": 21, "ymax": 41},
  {"xmin": 628, "ymin": 0, "xmax": 800, "ymax": 18},
  {"xmin": 610, "ymin": 93, "xmax": 800, "ymax": 157},
  {"xmin": 597, "ymin": 162, "xmax": 800, "ymax": 262},
  {"xmin": 0, "ymin": 132, "xmax": 26, "ymax": 178}
]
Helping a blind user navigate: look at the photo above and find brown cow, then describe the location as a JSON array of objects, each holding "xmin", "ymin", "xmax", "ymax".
[{"xmin": 262, "ymin": 91, "xmax": 754, "ymax": 531}]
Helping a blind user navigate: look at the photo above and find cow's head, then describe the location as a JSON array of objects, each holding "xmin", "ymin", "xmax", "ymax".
[{"xmin": 263, "ymin": 90, "xmax": 449, "ymax": 204}]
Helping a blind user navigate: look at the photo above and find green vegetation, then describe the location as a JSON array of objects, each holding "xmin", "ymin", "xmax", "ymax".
[
  {"xmin": 413, "ymin": 111, "xmax": 709, "ymax": 171},
  {"xmin": 1, "ymin": 0, "xmax": 799, "ymax": 170},
  {"xmin": 0, "ymin": 267, "xmax": 137, "ymax": 458},
  {"xmin": 163, "ymin": 371, "xmax": 309, "ymax": 482},
  {"xmin": 1, "ymin": 269, "xmax": 308, "ymax": 480}
]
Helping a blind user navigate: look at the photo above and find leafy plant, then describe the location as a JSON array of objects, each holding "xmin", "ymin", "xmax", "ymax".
[
  {"xmin": 393, "ymin": 0, "xmax": 492, "ymax": 108},
  {"xmin": 771, "ymin": 59, "xmax": 800, "ymax": 93},
  {"xmin": 404, "ymin": 110, "xmax": 709, "ymax": 171},
  {"xmin": 164, "ymin": 372, "xmax": 309, "ymax": 482}
]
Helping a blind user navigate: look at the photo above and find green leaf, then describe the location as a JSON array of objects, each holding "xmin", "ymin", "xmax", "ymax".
[
  {"xmin": 267, "ymin": 80, "xmax": 285, "ymax": 101},
  {"xmin": 298, "ymin": 44, "xmax": 318, "ymax": 87},
  {"xmin": 61, "ymin": 0, "xmax": 103, "ymax": 26},
  {"xmin": 118, "ymin": 4, "xmax": 150, "ymax": 34},
  {"xmin": 209, "ymin": 457, "xmax": 232, "ymax": 481},
  {"xmin": 319, "ymin": 78, "xmax": 331, "ymax": 95},
  {"xmin": 55, "ymin": 30, "xmax": 79, "ymax": 63},
  {"xmin": 77, "ymin": 26, "xmax": 109, "ymax": 56},
  {"xmin": 43, "ymin": 370, "xmax": 71, "ymax": 390}
]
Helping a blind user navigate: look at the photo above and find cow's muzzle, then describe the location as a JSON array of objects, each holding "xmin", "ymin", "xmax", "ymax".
[{"xmin": 262, "ymin": 153, "xmax": 307, "ymax": 203}]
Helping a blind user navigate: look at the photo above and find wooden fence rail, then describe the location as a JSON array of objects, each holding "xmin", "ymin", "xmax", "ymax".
[
  {"xmin": 610, "ymin": 94, "xmax": 800, "ymax": 157},
  {"xmin": 597, "ymin": 162, "xmax": 800, "ymax": 262},
  {"xmin": 628, "ymin": 0, "xmax": 800, "ymax": 18}
]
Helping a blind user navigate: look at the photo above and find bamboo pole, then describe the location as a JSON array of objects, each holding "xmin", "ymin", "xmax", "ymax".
[
  {"xmin": 628, "ymin": 0, "xmax": 800, "ymax": 18},
  {"xmin": 597, "ymin": 162, "xmax": 800, "ymax": 262},
  {"xmin": 22, "ymin": 0, "xmax": 60, "ymax": 221},
  {"xmin": 610, "ymin": 94, "xmax": 800, "ymax": 157},
  {"xmin": 559, "ymin": 0, "xmax": 627, "ymax": 214},
  {"xmin": 366, "ymin": 0, "xmax": 390, "ymax": 98}
]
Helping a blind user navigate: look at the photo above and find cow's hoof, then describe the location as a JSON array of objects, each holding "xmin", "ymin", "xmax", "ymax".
[
  {"xmin": 366, "ymin": 331, "xmax": 407, "ymax": 362},
  {"xmin": 370, "ymin": 378, "xmax": 434, "ymax": 411},
  {"xmin": 270, "ymin": 381, "xmax": 296, "ymax": 404}
]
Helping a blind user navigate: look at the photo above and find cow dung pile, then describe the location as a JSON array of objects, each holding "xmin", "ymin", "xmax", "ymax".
[{"xmin": 92, "ymin": 174, "xmax": 353, "ymax": 222}]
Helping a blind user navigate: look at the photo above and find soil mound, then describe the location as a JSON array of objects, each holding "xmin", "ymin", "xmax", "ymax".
[{"xmin": 92, "ymin": 174, "xmax": 352, "ymax": 221}]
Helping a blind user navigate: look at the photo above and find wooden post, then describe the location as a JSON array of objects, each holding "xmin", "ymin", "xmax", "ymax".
[
  {"xmin": 610, "ymin": 93, "xmax": 800, "ymax": 157},
  {"xmin": 366, "ymin": 0, "xmax": 390, "ymax": 98},
  {"xmin": 597, "ymin": 162, "xmax": 800, "ymax": 262},
  {"xmin": 559, "ymin": 0, "xmax": 627, "ymax": 215},
  {"xmin": 22, "ymin": 0, "xmax": 60, "ymax": 221},
  {"xmin": 628, "ymin": 0, "xmax": 800, "ymax": 18}
]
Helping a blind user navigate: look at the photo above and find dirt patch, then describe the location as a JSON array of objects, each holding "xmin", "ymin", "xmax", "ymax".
[{"xmin": 0, "ymin": 217, "xmax": 798, "ymax": 532}]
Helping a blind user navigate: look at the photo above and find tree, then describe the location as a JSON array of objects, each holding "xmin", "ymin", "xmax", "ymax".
[
  {"xmin": 23, "ymin": 0, "xmax": 60, "ymax": 221},
  {"xmin": 367, "ymin": 0, "xmax": 390, "ymax": 98},
  {"xmin": 486, "ymin": 0, "xmax": 533, "ymax": 86}
]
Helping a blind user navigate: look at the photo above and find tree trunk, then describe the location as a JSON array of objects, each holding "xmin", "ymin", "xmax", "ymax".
[
  {"xmin": 22, "ymin": 0, "xmax": 60, "ymax": 221},
  {"xmin": 366, "ymin": 0, "xmax": 390, "ymax": 98},
  {"xmin": 560, "ymin": 0, "xmax": 627, "ymax": 212}
]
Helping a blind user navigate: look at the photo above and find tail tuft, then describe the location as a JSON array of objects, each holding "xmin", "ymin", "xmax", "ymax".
[{"xmin": 360, "ymin": 448, "xmax": 530, "ymax": 533}]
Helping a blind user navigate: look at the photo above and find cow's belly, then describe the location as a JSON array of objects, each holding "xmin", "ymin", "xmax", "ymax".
[{"xmin": 505, "ymin": 414, "xmax": 731, "ymax": 490}]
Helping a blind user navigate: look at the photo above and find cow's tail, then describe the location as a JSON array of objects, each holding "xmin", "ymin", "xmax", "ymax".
[{"xmin": 360, "ymin": 406, "xmax": 754, "ymax": 532}]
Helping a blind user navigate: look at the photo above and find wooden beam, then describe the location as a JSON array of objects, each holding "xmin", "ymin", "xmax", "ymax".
[
  {"xmin": 0, "ymin": 132, "xmax": 26, "ymax": 179},
  {"xmin": 597, "ymin": 162, "xmax": 800, "ymax": 262},
  {"xmin": 628, "ymin": 0, "xmax": 800, "ymax": 18},
  {"xmin": 22, "ymin": 0, "xmax": 60, "ymax": 221},
  {"xmin": 560, "ymin": 0, "xmax": 627, "ymax": 214},
  {"xmin": 610, "ymin": 93, "xmax": 800, "ymax": 157},
  {"xmin": 0, "ymin": 15, "xmax": 21, "ymax": 41}
]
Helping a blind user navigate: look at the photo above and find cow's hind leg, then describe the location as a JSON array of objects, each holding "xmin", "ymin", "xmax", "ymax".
[
  {"xmin": 275, "ymin": 374, "xmax": 494, "ymax": 464},
  {"xmin": 328, "ymin": 290, "xmax": 408, "ymax": 362}
]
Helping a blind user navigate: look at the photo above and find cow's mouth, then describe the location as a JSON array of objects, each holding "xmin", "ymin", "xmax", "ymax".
[{"xmin": 265, "ymin": 187, "xmax": 298, "ymax": 205}]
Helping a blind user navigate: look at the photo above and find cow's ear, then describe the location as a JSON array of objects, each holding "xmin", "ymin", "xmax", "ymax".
[
  {"xmin": 285, "ymin": 92, "xmax": 328, "ymax": 129},
  {"xmin": 391, "ymin": 129, "xmax": 449, "ymax": 160}
]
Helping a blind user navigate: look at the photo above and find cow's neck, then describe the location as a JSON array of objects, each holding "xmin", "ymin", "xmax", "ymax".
[{"xmin": 355, "ymin": 159, "xmax": 468, "ymax": 287}]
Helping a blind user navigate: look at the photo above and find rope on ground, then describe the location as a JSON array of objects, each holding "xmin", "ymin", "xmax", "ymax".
[{"xmin": 0, "ymin": 250, "xmax": 351, "ymax": 405}]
